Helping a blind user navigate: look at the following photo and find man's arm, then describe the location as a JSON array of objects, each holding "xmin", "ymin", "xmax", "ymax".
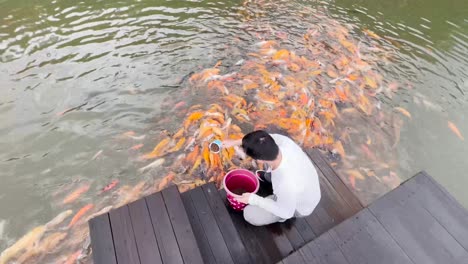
[{"xmin": 248, "ymin": 191, "xmax": 296, "ymax": 219}]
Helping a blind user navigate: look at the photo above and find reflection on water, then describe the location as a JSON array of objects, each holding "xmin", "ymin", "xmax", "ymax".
[{"xmin": 0, "ymin": 0, "xmax": 467, "ymax": 262}]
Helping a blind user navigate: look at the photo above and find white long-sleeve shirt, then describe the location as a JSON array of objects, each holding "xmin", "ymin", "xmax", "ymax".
[{"xmin": 248, "ymin": 134, "xmax": 321, "ymax": 219}]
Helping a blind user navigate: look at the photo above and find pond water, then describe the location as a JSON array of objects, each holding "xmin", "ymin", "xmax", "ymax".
[{"xmin": 0, "ymin": 0, "xmax": 467, "ymax": 262}]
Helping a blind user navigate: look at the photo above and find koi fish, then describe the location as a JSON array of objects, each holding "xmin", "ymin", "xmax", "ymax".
[
  {"xmin": 101, "ymin": 179, "xmax": 119, "ymax": 193},
  {"xmin": 360, "ymin": 144, "xmax": 376, "ymax": 160},
  {"xmin": 121, "ymin": 131, "xmax": 146, "ymax": 140},
  {"xmin": 139, "ymin": 158, "xmax": 165, "ymax": 173},
  {"xmin": 168, "ymin": 137, "xmax": 186, "ymax": 152},
  {"xmin": 173, "ymin": 128, "xmax": 185, "ymax": 139},
  {"xmin": 16, "ymin": 232, "xmax": 67, "ymax": 263},
  {"xmin": 332, "ymin": 141, "xmax": 345, "ymax": 157},
  {"xmin": 86, "ymin": 206, "xmax": 113, "ymax": 221},
  {"xmin": 143, "ymin": 138, "xmax": 171, "ymax": 159},
  {"xmin": 346, "ymin": 169, "xmax": 364, "ymax": 189},
  {"xmin": 45, "ymin": 210, "xmax": 73, "ymax": 229},
  {"xmin": 184, "ymin": 111, "xmax": 204, "ymax": 129},
  {"xmin": 173, "ymin": 101, "xmax": 186, "ymax": 110},
  {"xmin": 186, "ymin": 145, "xmax": 200, "ymax": 163},
  {"xmin": 394, "ymin": 107, "xmax": 411, "ymax": 119},
  {"xmin": 364, "ymin": 75, "xmax": 378, "ymax": 89},
  {"xmin": 91, "ymin": 150, "xmax": 103, "ymax": 160},
  {"xmin": 68, "ymin": 204, "xmax": 94, "ymax": 228},
  {"xmin": 158, "ymin": 172, "xmax": 176, "ymax": 191},
  {"xmin": 123, "ymin": 131, "xmax": 135, "ymax": 137},
  {"xmin": 130, "ymin": 144, "xmax": 144, "ymax": 150},
  {"xmin": 62, "ymin": 185, "xmax": 90, "ymax": 205},
  {"xmin": 0, "ymin": 226, "xmax": 46, "ymax": 264},
  {"xmin": 448, "ymin": 121, "xmax": 464, "ymax": 140},
  {"xmin": 189, "ymin": 156, "xmax": 203, "ymax": 175},
  {"xmin": 41, "ymin": 232, "xmax": 67, "ymax": 251},
  {"xmin": 64, "ymin": 250, "xmax": 82, "ymax": 264},
  {"xmin": 363, "ymin": 29, "xmax": 381, "ymax": 39},
  {"xmin": 184, "ymin": 137, "xmax": 196, "ymax": 151}
]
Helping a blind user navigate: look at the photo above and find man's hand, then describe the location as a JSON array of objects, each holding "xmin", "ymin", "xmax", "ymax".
[{"xmin": 236, "ymin": 193, "xmax": 251, "ymax": 204}]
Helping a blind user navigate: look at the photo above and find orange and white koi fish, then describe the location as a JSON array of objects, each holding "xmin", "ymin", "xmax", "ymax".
[{"xmin": 62, "ymin": 185, "xmax": 90, "ymax": 205}]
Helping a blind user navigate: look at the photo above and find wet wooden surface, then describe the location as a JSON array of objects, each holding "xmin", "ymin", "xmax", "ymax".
[{"xmin": 278, "ymin": 172, "xmax": 468, "ymax": 264}]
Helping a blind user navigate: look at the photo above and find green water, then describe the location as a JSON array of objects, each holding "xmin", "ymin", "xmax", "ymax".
[
  {"xmin": 0, "ymin": 0, "xmax": 467, "ymax": 261},
  {"xmin": 327, "ymin": 0, "xmax": 468, "ymax": 206}
]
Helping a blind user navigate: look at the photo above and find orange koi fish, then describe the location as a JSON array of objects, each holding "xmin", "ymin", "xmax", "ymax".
[
  {"xmin": 158, "ymin": 172, "xmax": 176, "ymax": 190},
  {"xmin": 184, "ymin": 111, "xmax": 204, "ymax": 129},
  {"xmin": 203, "ymin": 144, "xmax": 211, "ymax": 168},
  {"xmin": 347, "ymin": 169, "xmax": 365, "ymax": 189},
  {"xmin": 143, "ymin": 138, "xmax": 171, "ymax": 159},
  {"xmin": 62, "ymin": 185, "xmax": 90, "ymax": 205},
  {"xmin": 272, "ymin": 49, "xmax": 290, "ymax": 60},
  {"xmin": 173, "ymin": 128, "xmax": 184, "ymax": 139},
  {"xmin": 168, "ymin": 137, "xmax": 186, "ymax": 152},
  {"xmin": 448, "ymin": 121, "xmax": 464, "ymax": 140},
  {"xmin": 189, "ymin": 156, "xmax": 203, "ymax": 175},
  {"xmin": 186, "ymin": 145, "xmax": 200, "ymax": 163},
  {"xmin": 68, "ymin": 204, "xmax": 94, "ymax": 228},
  {"xmin": 394, "ymin": 107, "xmax": 411, "ymax": 119}
]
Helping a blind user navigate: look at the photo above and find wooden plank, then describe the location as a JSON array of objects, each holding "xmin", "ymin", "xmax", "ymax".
[
  {"xmin": 89, "ymin": 213, "xmax": 117, "ymax": 264},
  {"xmin": 128, "ymin": 199, "xmax": 162, "ymax": 264},
  {"xmin": 300, "ymin": 150, "xmax": 362, "ymax": 237},
  {"xmin": 369, "ymin": 177, "xmax": 468, "ymax": 264},
  {"xmin": 109, "ymin": 206, "xmax": 140, "ymax": 264},
  {"xmin": 267, "ymin": 224, "xmax": 294, "ymax": 257},
  {"xmin": 279, "ymin": 221, "xmax": 305, "ymax": 250},
  {"xmin": 162, "ymin": 185, "xmax": 205, "ymax": 264},
  {"xmin": 305, "ymin": 232, "xmax": 350, "ymax": 264},
  {"xmin": 181, "ymin": 192, "xmax": 217, "ymax": 264},
  {"xmin": 202, "ymin": 184, "xmax": 251, "ymax": 264},
  {"xmin": 297, "ymin": 245, "xmax": 317, "ymax": 264},
  {"xmin": 187, "ymin": 186, "xmax": 234, "ymax": 264},
  {"xmin": 305, "ymin": 204, "xmax": 335, "ymax": 237},
  {"xmin": 281, "ymin": 251, "xmax": 306, "ymax": 264},
  {"xmin": 292, "ymin": 217, "xmax": 316, "ymax": 242},
  {"xmin": 330, "ymin": 209, "xmax": 413, "ymax": 264},
  {"xmin": 317, "ymin": 174, "xmax": 353, "ymax": 223},
  {"xmin": 220, "ymin": 189, "xmax": 281, "ymax": 264},
  {"xmin": 308, "ymin": 149, "xmax": 363, "ymax": 210},
  {"xmin": 146, "ymin": 192, "xmax": 184, "ymax": 264},
  {"xmin": 408, "ymin": 172, "xmax": 468, "ymax": 250}
]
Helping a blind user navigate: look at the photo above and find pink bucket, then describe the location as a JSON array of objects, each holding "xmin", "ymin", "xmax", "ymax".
[{"xmin": 223, "ymin": 169, "xmax": 260, "ymax": 211}]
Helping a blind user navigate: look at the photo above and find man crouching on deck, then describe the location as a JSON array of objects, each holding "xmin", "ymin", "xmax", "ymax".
[{"xmin": 223, "ymin": 130, "xmax": 321, "ymax": 226}]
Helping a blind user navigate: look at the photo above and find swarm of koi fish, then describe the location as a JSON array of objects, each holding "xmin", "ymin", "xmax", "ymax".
[{"xmin": 2, "ymin": 7, "xmax": 451, "ymax": 264}]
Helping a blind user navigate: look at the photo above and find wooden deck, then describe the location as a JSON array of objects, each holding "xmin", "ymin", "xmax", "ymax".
[
  {"xmin": 88, "ymin": 149, "xmax": 362, "ymax": 263},
  {"xmin": 279, "ymin": 171, "xmax": 468, "ymax": 264},
  {"xmin": 88, "ymin": 150, "xmax": 468, "ymax": 264}
]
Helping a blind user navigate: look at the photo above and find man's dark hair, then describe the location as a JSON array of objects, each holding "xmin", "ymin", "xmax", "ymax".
[{"xmin": 241, "ymin": 130, "xmax": 279, "ymax": 161}]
